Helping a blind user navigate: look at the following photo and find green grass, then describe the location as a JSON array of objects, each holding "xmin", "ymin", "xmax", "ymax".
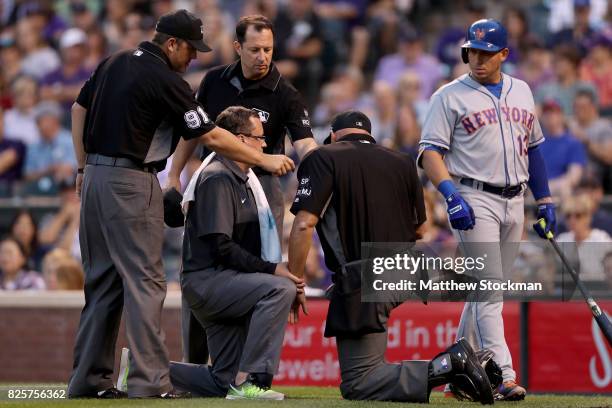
[{"xmin": 0, "ymin": 386, "xmax": 610, "ymax": 408}]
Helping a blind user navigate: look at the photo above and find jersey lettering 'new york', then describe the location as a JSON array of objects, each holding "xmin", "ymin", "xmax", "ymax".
[{"xmin": 419, "ymin": 73, "xmax": 544, "ymax": 187}]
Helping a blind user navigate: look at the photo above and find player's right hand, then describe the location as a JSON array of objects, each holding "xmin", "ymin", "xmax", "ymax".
[
  {"xmin": 260, "ymin": 154, "xmax": 295, "ymax": 176},
  {"xmin": 446, "ymin": 193, "xmax": 476, "ymax": 230}
]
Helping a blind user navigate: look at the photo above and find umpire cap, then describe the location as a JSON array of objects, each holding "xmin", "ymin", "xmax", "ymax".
[
  {"xmin": 324, "ymin": 110, "xmax": 372, "ymax": 144},
  {"xmin": 461, "ymin": 19, "xmax": 507, "ymax": 63},
  {"xmin": 156, "ymin": 9, "xmax": 211, "ymax": 52}
]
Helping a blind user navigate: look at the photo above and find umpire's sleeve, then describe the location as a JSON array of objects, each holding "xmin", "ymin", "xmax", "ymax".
[
  {"xmin": 290, "ymin": 149, "xmax": 333, "ymax": 217},
  {"xmin": 283, "ymin": 85, "xmax": 314, "ymax": 143},
  {"xmin": 166, "ymin": 77, "xmax": 216, "ymax": 140}
]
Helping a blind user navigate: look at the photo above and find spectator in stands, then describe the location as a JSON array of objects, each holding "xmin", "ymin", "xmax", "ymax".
[
  {"xmin": 502, "ymin": 6, "xmax": 531, "ymax": 66},
  {"xmin": 4, "ymin": 76, "xmax": 40, "ymax": 146},
  {"xmin": 42, "ymin": 248, "xmax": 84, "ymax": 290},
  {"xmin": 0, "ymin": 108, "xmax": 26, "ymax": 194},
  {"xmin": 550, "ymin": 0, "xmax": 598, "ymax": 56},
  {"xmin": 569, "ymin": 89, "xmax": 612, "ymax": 189},
  {"xmin": 315, "ymin": 0, "xmax": 370, "ymax": 70},
  {"xmin": 514, "ymin": 38, "xmax": 554, "ymax": 95},
  {"xmin": 367, "ymin": 81, "xmax": 396, "ymax": 145},
  {"xmin": 0, "ymin": 36, "xmax": 23, "ymax": 87},
  {"xmin": 539, "ymin": 98, "xmax": 587, "ymax": 197},
  {"xmin": 396, "ymin": 71, "xmax": 428, "ymax": 126},
  {"xmin": 390, "ymin": 103, "xmax": 420, "ymax": 157},
  {"xmin": 83, "ymin": 27, "xmax": 109, "ymax": 71},
  {"xmin": 184, "ymin": 7, "xmax": 236, "ymax": 89},
  {"xmin": 70, "ymin": 2, "xmax": 98, "ymax": 32},
  {"xmin": 40, "ymin": 28, "xmax": 92, "ymax": 115},
  {"xmin": 8, "ymin": 210, "xmax": 44, "ymax": 269},
  {"xmin": 575, "ymin": 177, "xmax": 612, "ymax": 235},
  {"xmin": 102, "ymin": 0, "xmax": 134, "ymax": 51},
  {"xmin": 24, "ymin": 102, "xmax": 76, "ymax": 189},
  {"xmin": 374, "ymin": 24, "xmax": 444, "ymax": 101},
  {"xmin": 38, "ymin": 180, "xmax": 80, "ymax": 260},
  {"xmin": 119, "ymin": 11, "xmax": 155, "ymax": 51},
  {"xmin": 557, "ymin": 194, "xmax": 611, "ymax": 282},
  {"xmin": 273, "ymin": 0, "xmax": 324, "ymax": 107},
  {"xmin": 0, "ymin": 236, "xmax": 45, "ymax": 290},
  {"xmin": 536, "ymin": 45, "xmax": 597, "ymax": 116},
  {"xmin": 15, "ymin": 16, "xmax": 60, "ymax": 80},
  {"xmin": 580, "ymin": 32, "xmax": 612, "ymax": 113},
  {"xmin": 312, "ymin": 67, "xmax": 366, "ymax": 130}
]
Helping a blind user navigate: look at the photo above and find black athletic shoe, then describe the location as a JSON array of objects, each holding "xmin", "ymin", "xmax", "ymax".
[
  {"xmin": 429, "ymin": 338, "xmax": 494, "ymax": 405},
  {"xmin": 96, "ymin": 387, "xmax": 128, "ymax": 399},
  {"xmin": 157, "ymin": 389, "xmax": 191, "ymax": 399}
]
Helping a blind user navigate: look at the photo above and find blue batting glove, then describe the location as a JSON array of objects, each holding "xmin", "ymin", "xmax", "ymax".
[
  {"xmin": 446, "ymin": 193, "xmax": 476, "ymax": 230},
  {"xmin": 533, "ymin": 203, "xmax": 556, "ymax": 239},
  {"xmin": 438, "ymin": 180, "xmax": 476, "ymax": 231}
]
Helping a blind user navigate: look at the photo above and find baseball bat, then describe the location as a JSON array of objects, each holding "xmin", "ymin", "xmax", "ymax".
[{"xmin": 537, "ymin": 218, "xmax": 612, "ymax": 348}]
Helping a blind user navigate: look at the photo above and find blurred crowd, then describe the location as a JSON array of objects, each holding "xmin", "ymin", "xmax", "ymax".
[{"xmin": 0, "ymin": 0, "xmax": 610, "ymax": 293}]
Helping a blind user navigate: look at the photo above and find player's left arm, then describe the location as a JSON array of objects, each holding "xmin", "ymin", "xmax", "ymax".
[{"xmin": 527, "ymin": 106, "xmax": 555, "ymax": 237}]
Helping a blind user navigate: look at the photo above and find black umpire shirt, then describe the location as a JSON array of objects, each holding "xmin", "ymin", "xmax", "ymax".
[
  {"xmin": 290, "ymin": 133, "xmax": 426, "ymax": 274},
  {"xmin": 182, "ymin": 155, "xmax": 276, "ymax": 275},
  {"xmin": 77, "ymin": 41, "xmax": 215, "ymax": 170},
  {"xmin": 196, "ymin": 61, "xmax": 313, "ymax": 165}
]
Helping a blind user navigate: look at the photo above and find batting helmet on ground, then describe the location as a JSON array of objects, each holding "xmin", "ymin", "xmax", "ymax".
[{"xmin": 461, "ymin": 19, "xmax": 508, "ymax": 63}]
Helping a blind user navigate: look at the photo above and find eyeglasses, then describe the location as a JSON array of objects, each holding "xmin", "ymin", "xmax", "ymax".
[{"xmin": 241, "ymin": 133, "xmax": 266, "ymax": 142}]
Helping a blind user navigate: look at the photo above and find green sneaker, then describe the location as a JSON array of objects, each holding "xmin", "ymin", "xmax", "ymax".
[{"xmin": 225, "ymin": 381, "xmax": 284, "ymax": 400}]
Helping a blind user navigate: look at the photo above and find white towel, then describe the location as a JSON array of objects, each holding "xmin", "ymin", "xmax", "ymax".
[{"xmin": 182, "ymin": 153, "xmax": 282, "ymax": 263}]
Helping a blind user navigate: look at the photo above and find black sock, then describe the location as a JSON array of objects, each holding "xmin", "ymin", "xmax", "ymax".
[{"xmin": 248, "ymin": 373, "xmax": 273, "ymax": 389}]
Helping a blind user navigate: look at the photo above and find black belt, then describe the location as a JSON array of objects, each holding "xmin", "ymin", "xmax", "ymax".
[
  {"xmin": 86, "ymin": 154, "xmax": 157, "ymax": 174},
  {"xmin": 460, "ymin": 178, "xmax": 524, "ymax": 198}
]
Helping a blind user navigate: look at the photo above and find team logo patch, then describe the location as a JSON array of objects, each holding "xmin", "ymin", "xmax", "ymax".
[
  {"xmin": 474, "ymin": 28, "xmax": 485, "ymax": 41},
  {"xmin": 252, "ymin": 108, "xmax": 270, "ymax": 123}
]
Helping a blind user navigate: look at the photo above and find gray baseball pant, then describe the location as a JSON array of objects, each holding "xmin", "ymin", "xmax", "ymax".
[
  {"xmin": 452, "ymin": 183, "xmax": 523, "ymax": 381},
  {"xmin": 68, "ymin": 165, "xmax": 171, "ymax": 398},
  {"xmin": 335, "ymin": 301, "xmax": 429, "ymax": 402},
  {"xmin": 171, "ymin": 269, "xmax": 295, "ymax": 396}
]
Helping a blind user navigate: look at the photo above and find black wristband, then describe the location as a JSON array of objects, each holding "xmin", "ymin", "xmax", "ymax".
[{"xmin": 77, "ymin": 168, "xmax": 84, "ymax": 174}]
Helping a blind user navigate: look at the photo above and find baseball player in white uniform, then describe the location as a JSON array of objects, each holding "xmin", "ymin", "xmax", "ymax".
[{"xmin": 419, "ymin": 19, "xmax": 556, "ymax": 401}]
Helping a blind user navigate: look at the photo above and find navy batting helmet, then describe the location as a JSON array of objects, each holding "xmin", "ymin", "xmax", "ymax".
[{"xmin": 461, "ymin": 19, "xmax": 508, "ymax": 63}]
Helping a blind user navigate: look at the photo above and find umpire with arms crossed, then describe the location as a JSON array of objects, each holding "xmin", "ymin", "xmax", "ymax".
[
  {"xmin": 166, "ymin": 14, "xmax": 317, "ymax": 365},
  {"xmin": 287, "ymin": 110, "xmax": 497, "ymax": 403},
  {"xmin": 68, "ymin": 10, "xmax": 294, "ymax": 399}
]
